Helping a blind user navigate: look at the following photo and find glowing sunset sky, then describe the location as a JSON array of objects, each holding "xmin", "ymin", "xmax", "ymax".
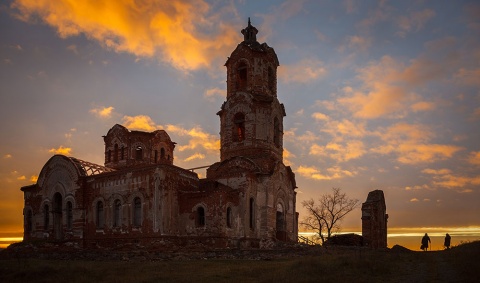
[{"xmin": 1, "ymin": 0, "xmax": 479, "ymax": 241}]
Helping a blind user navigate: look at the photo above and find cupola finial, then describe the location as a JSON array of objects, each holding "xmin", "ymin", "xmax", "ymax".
[{"xmin": 241, "ymin": 17, "xmax": 258, "ymax": 42}]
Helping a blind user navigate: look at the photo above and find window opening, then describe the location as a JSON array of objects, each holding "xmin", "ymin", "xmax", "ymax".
[
  {"xmin": 226, "ymin": 207, "xmax": 232, "ymax": 228},
  {"xmin": 237, "ymin": 62, "xmax": 248, "ymax": 90},
  {"xmin": 274, "ymin": 117, "xmax": 280, "ymax": 147},
  {"xmin": 197, "ymin": 206, "xmax": 205, "ymax": 227},
  {"xmin": 268, "ymin": 67, "xmax": 275, "ymax": 93},
  {"xmin": 44, "ymin": 204, "xmax": 49, "ymax": 230},
  {"xmin": 133, "ymin": 197, "xmax": 142, "ymax": 227},
  {"xmin": 114, "ymin": 199, "xmax": 121, "ymax": 227},
  {"xmin": 96, "ymin": 201, "xmax": 104, "ymax": 229},
  {"xmin": 107, "ymin": 150, "xmax": 111, "ymax": 162},
  {"xmin": 66, "ymin": 201, "xmax": 73, "ymax": 230},
  {"xmin": 154, "ymin": 150, "xmax": 158, "ymax": 163},
  {"xmin": 135, "ymin": 146, "xmax": 143, "ymax": 161},
  {"xmin": 234, "ymin": 113, "xmax": 245, "ymax": 142},
  {"xmin": 114, "ymin": 144, "xmax": 118, "ymax": 162},
  {"xmin": 161, "ymin": 148, "xmax": 165, "ymax": 159},
  {"xmin": 121, "ymin": 146, "xmax": 125, "ymax": 160},
  {"xmin": 26, "ymin": 210, "xmax": 33, "ymax": 233},
  {"xmin": 249, "ymin": 198, "xmax": 255, "ymax": 230}
]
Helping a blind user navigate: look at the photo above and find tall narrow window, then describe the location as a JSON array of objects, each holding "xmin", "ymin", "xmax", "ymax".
[
  {"xmin": 226, "ymin": 207, "xmax": 232, "ymax": 228},
  {"xmin": 135, "ymin": 146, "xmax": 143, "ymax": 161},
  {"xmin": 197, "ymin": 206, "xmax": 205, "ymax": 227},
  {"xmin": 268, "ymin": 67, "xmax": 275, "ymax": 93},
  {"xmin": 107, "ymin": 150, "xmax": 111, "ymax": 162},
  {"xmin": 44, "ymin": 205, "xmax": 49, "ymax": 230},
  {"xmin": 161, "ymin": 148, "xmax": 165, "ymax": 159},
  {"xmin": 237, "ymin": 62, "xmax": 248, "ymax": 90},
  {"xmin": 66, "ymin": 201, "xmax": 73, "ymax": 230},
  {"xmin": 114, "ymin": 144, "xmax": 118, "ymax": 162},
  {"xmin": 113, "ymin": 199, "xmax": 121, "ymax": 227},
  {"xmin": 273, "ymin": 117, "xmax": 280, "ymax": 147},
  {"xmin": 154, "ymin": 150, "xmax": 158, "ymax": 163},
  {"xmin": 26, "ymin": 210, "xmax": 33, "ymax": 233},
  {"xmin": 121, "ymin": 146, "xmax": 125, "ymax": 160},
  {"xmin": 249, "ymin": 198, "xmax": 255, "ymax": 230},
  {"xmin": 133, "ymin": 197, "xmax": 141, "ymax": 227},
  {"xmin": 234, "ymin": 113, "xmax": 245, "ymax": 142},
  {"xmin": 96, "ymin": 201, "xmax": 104, "ymax": 229}
]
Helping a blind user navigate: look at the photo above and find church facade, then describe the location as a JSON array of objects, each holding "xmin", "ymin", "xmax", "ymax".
[{"xmin": 21, "ymin": 20, "xmax": 298, "ymax": 248}]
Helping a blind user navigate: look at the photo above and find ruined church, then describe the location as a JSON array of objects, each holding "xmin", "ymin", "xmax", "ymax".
[{"xmin": 21, "ymin": 20, "xmax": 298, "ymax": 248}]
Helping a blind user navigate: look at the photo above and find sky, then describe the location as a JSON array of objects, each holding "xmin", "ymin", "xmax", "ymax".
[{"xmin": 1, "ymin": 0, "xmax": 479, "ymax": 244}]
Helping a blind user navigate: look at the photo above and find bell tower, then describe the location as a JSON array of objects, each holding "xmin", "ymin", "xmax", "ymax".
[{"xmin": 218, "ymin": 19, "xmax": 286, "ymax": 168}]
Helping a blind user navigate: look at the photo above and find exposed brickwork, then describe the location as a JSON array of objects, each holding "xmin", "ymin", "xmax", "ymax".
[
  {"xmin": 361, "ymin": 190, "xmax": 388, "ymax": 249},
  {"xmin": 20, "ymin": 20, "xmax": 298, "ymax": 249}
]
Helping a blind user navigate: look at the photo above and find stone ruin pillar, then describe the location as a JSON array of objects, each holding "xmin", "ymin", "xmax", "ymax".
[{"xmin": 361, "ymin": 190, "xmax": 388, "ymax": 249}]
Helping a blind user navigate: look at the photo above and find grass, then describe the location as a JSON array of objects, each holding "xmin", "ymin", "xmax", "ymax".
[{"xmin": 1, "ymin": 241, "xmax": 479, "ymax": 283}]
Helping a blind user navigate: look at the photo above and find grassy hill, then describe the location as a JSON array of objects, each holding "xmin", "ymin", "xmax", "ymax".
[{"xmin": 1, "ymin": 241, "xmax": 479, "ymax": 282}]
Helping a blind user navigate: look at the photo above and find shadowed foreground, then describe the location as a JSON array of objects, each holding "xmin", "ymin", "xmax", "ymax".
[{"xmin": 1, "ymin": 241, "xmax": 479, "ymax": 282}]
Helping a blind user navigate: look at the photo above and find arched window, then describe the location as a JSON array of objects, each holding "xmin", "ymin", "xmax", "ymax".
[
  {"xmin": 26, "ymin": 210, "xmax": 33, "ymax": 233},
  {"xmin": 249, "ymin": 198, "xmax": 255, "ymax": 230},
  {"xmin": 66, "ymin": 201, "xmax": 73, "ymax": 230},
  {"xmin": 226, "ymin": 207, "xmax": 232, "ymax": 228},
  {"xmin": 273, "ymin": 117, "xmax": 280, "ymax": 147},
  {"xmin": 161, "ymin": 148, "xmax": 165, "ymax": 159},
  {"xmin": 234, "ymin": 113, "xmax": 245, "ymax": 142},
  {"xmin": 44, "ymin": 204, "xmax": 49, "ymax": 230},
  {"xmin": 237, "ymin": 62, "xmax": 248, "ymax": 90},
  {"xmin": 154, "ymin": 150, "xmax": 158, "ymax": 163},
  {"xmin": 114, "ymin": 144, "xmax": 118, "ymax": 162},
  {"xmin": 107, "ymin": 150, "xmax": 111, "ymax": 162},
  {"xmin": 96, "ymin": 201, "xmax": 104, "ymax": 229},
  {"xmin": 113, "ymin": 199, "xmax": 121, "ymax": 227},
  {"xmin": 268, "ymin": 66, "xmax": 275, "ymax": 93},
  {"xmin": 196, "ymin": 206, "xmax": 205, "ymax": 227},
  {"xmin": 133, "ymin": 197, "xmax": 142, "ymax": 227},
  {"xmin": 135, "ymin": 146, "xmax": 143, "ymax": 161},
  {"xmin": 121, "ymin": 146, "xmax": 125, "ymax": 160}
]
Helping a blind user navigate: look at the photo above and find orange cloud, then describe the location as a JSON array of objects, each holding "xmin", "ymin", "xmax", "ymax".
[
  {"xmin": 30, "ymin": 175, "xmax": 38, "ymax": 182},
  {"xmin": 3, "ymin": 154, "xmax": 12, "ymax": 159},
  {"xmin": 422, "ymin": 167, "xmax": 479, "ymax": 193},
  {"xmin": 372, "ymin": 123, "xmax": 463, "ymax": 164},
  {"xmin": 310, "ymin": 140, "xmax": 366, "ymax": 162},
  {"xmin": 17, "ymin": 176, "xmax": 26, "ymax": 180},
  {"xmin": 49, "ymin": 146, "xmax": 72, "ymax": 155},
  {"xmin": 184, "ymin": 153, "xmax": 205, "ymax": 162},
  {"xmin": 12, "ymin": 0, "xmax": 238, "ymax": 71},
  {"xmin": 122, "ymin": 115, "xmax": 158, "ymax": 131},
  {"xmin": 468, "ymin": 151, "xmax": 480, "ymax": 165},
  {"xmin": 296, "ymin": 165, "xmax": 356, "ymax": 180},
  {"xmin": 204, "ymin": 87, "xmax": 226, "ymax": 100},
  {"xmin": 455, "ymin": 68, "xmax": 480, "ymax": 87},
  {"xmin": 278, "ymin": 59, "xmax": 326, "ymax": 83},
  {"xmin": 90, "ymin": 106, "xmax": 114, "ymax": 118},
  {"xmin": 174, "ymin": 126, "xmax": 220, "ymax": 153}
]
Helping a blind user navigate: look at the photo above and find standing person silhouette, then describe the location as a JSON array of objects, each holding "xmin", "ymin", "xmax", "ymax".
[
  {"xmin": 421, "ymin": 233, "xmax": 431, "ymax": 251},
  {"xmin": 444, "ymin": 233, "xmax": 451, "ymax": 249}
]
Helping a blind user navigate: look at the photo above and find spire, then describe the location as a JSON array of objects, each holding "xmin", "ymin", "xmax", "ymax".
[{"xmin": 241, "ymin": 17, "xmax": 258, "ymax": 43}]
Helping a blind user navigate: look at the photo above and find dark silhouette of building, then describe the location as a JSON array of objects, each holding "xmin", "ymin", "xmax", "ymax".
[{"xmin": 361, "ymin": 190, "xmax": 388, "ymax": 249}]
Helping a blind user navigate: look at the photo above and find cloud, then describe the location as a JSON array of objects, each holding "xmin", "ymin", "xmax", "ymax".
[
  {"xmin": 296, "ymin": 165, "xmax": 356, "ymax": 180},
  {"xmin": 184, "ymin": 153, "xmax": 205, "ymax": 162},
  {"xmin": 311, "ymin": 112, "xmax": 329, "ymax": 121},
  {"xmin": 468, "ymin": 151, "xmax": 480, "ymax": 165},
  {"xmin": 411, "ymin": 101, "xmax": 435, "ymax": 112},
  {"xmin": 171, "ymin": 126, "xmax": 220, "ymax": 153},
  {"xmin": 3, "ymin": 154, "xmax": 12, "ymax": 159},
  {"xmin": 67, "ymin": 44, "xmax": 78, "ymax": 55},
  {"xmin": 30, "ymin": 175, "xmax": 38, "ymax": 182},
  {"xmin": 90, "ymin": 106, "xmax": 114, "ymax": 118},
  {"xmin": 396, "ymin": 9, "xmax": 435, "ymax": 37},
  {"xmin": 337, "ymin": 55, "xmax": 450, "ymax": 119},
  {"xmin": 17, "ymin": 176, "xmax": 26, "ymax": 180},
  {"xmin": 204, "ymin": 87, "xmax": 226, "ymax": 100},
  {"xmin": 410, "ymin": 198, "xmax": 419, "ymax": 202},
  {"xmin": 422, "ymin": 167, "xmax": 479, "ymax": 193},
  {"xmin": 278, "ymin": 59, "xmax": 326, "ymax": 83},
  {"xmin": 455, "ymin": 68, "xmax": 480, "ymax": 87},
  {"xmin": 347, "ymin": 35, "xmax": 371, "ymax": 52},
  {"xmin": 372, "ymin": 123, "xmax": 464, "ymax": 164},
  {"xmin": 11, "ymin": 0, "xmax": 238, "ymax": 72},
  {"xmin": 49, "ymin": 146, "xmax": 72, "ymax": 155},
  {"xmin": 122, "ymin": 115, "xmax": 158, "ymax": 131},
  {"xmin": 310, "ymin": 140, "xmax": 366, "ymax": 162}
]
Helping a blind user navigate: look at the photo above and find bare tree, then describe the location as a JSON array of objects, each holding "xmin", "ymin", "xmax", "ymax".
[{"xmin": 301, "ymin": 188, "xmax": 360, "ymax": 245}]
